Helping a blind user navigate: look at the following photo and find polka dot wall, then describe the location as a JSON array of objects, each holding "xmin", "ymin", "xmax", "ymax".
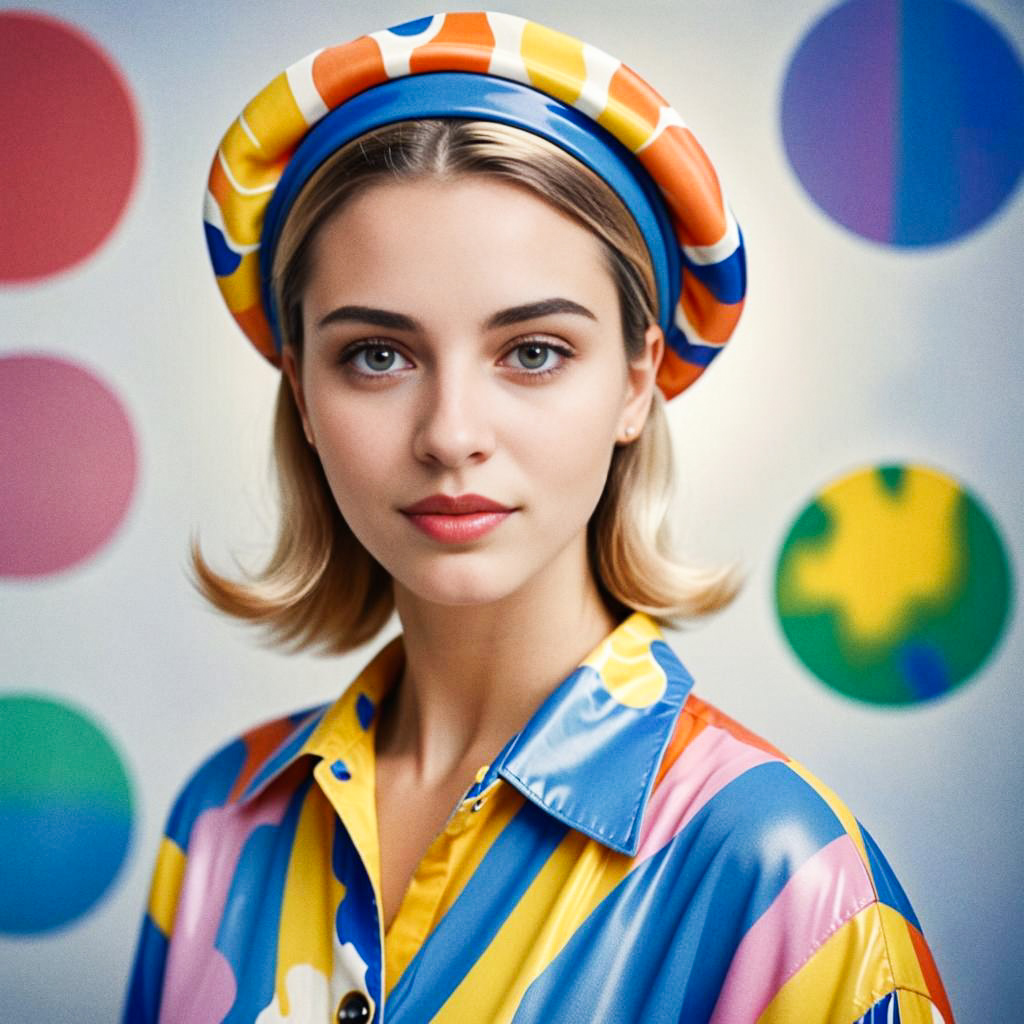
[{"xmin": 1, "ymin": 2, "xmax": 1020, "ymax": 1020}]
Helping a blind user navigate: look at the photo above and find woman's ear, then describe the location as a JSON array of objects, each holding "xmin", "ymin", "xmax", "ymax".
[
  {"xmin": 281, "ymin": 346, "xmax": 317, "ymax": 449},
  {"xmin": 617, "ymin": 323, "xmax": 664, "ymax": 443}
]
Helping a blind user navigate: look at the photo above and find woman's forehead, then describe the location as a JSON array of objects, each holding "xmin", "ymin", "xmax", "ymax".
[{"xmin": 304, "ymin": 176, "xmax": 618, "ymax": 323}]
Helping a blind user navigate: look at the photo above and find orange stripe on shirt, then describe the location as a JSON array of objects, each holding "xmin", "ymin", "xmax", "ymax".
[
  {"xmin": 683, "ymin": 693, "xmax": 786, "ymax": 758},
  {"xmin": 908, "ymin": 918, "xmax": 955, "ymax": 1023},
  {"xmin": 653, "ymin": 706, "xmax": 708, "ymax": 788},
  {"xmin": 228, "ymin": 717, "xmax": 304, "ymax": 802}
]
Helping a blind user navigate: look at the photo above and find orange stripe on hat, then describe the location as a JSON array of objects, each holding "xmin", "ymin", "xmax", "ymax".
[
  {"xmin": 656, "ymin": 348, "xmax": 704, "ymax": 401},
  {"xmin": 313, "ymin": 36, "xmax": 389, "ymax": 109},
  {"xmin": 681, "ymin": 274, "xmax": 745, "ymax": 345},
  {"xmin": 639, "ymin": 124, "xmax": 726, "ymax": 248},
  {"xmin": 599, "ymin": 64, "xmax": 663, "ymax": 152},
  {"xmin": 208, "ymin": 160, "xmax": 234, "ymax": 220},
  {"xmin": 233, "ymin": 305, "xmax": 279, "ymax": 365},
  {"xmin": 411, "ymin": 11, "xmax": 495, "ymax": 73}
]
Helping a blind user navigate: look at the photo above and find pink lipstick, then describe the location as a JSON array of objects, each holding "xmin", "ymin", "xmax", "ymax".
[{"xmin": 401, "ymin": 493, "xmax": 515, "ymax": 543}]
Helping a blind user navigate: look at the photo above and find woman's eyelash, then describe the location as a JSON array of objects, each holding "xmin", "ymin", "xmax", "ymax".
[
  {"xmin": 337, "ymin": 338, "xmax": 575, "ymax": 378},
  {"xmin": 338, "ymin": 341, "xmax": 410, "ymax": 375},
  {"xmin": 504, "ymin": 340, "xmax": 575, "ymax": 377}
]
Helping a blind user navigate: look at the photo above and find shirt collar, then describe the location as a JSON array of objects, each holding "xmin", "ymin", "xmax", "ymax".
[{"xmin": 235, "ymin": 611, "xmax": 693, "ymax": 856}]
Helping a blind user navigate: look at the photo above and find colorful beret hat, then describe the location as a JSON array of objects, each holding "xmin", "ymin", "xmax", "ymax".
[{"xmin": 204, "ymin": 10, "xmax": 747, "ymax": 400}]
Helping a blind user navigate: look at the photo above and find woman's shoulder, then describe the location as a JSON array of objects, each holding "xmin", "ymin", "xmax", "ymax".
[
  {"xmin": 656, "ymin": 689, "xmax": 863, "ymax": 841},
  {"xmin": 162, "ymin": 702, "xmax": 329, "ymax": 854},
  {"xmin": 648, "ymin": 689, "xmax": 901, "ymax": 892},
  {"xmin": 643, "ymin": 691, "xmax": 953, "ymax": 1022}
]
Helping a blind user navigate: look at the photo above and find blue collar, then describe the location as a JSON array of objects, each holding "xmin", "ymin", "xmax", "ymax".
[{"xmin": 236, "ymin": 611, "xmax": 693, "ymax": 857}]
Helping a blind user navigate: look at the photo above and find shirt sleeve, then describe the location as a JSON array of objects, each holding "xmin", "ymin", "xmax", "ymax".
[
  {"xmin": 749, "ymin": 818, "xmax": 954, "ymax": 1024},
  {"xmin": 122, "ymin": 828, "xmax": 186, "ymax": 1023},
  {"xmin": 121, "ymin": 735, "xmax": 251, "ymax": 1023},
  {"xmin": 853, "ymin": 988, "xmax": 948, "ymax": 1023}
]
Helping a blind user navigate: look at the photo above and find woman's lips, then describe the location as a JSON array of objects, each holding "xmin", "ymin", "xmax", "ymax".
[
  {"xmin": 401, "ymin": 493, "xmax": 516, "ymax": 543},
  {"xmin": 402, "ymin": 493, "xmax": 512, "ymax": 514},
  {"xmin": 402, "ymin": 510, "xmax": 514, "ymax": 542}
]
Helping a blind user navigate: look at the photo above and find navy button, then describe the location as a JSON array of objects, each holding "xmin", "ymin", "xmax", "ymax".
[
  {"xmin": 330, "ymin": 759, "xmax": 351, "ymax": 781},
  {"xmin": 337, "ymin": 990, "xmax": 371, "ymax": 1022}
]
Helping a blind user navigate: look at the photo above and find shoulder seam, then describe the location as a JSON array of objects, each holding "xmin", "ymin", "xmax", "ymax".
[{"xmin": 850, "ymin": 982, "xmax": 943, "ymax": 1021}]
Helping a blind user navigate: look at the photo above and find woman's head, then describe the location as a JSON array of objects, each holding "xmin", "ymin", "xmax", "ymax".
[
  {"xmin": 277, "ymin": 122, "xmax": 663, "ymax": 619},
  {"xmin": 272, "ymin": 119, "xmax": 658, "ymax": 373},
  {"xmin": 191, "ymin": 119, "xmax": 740, "ymax": 652}
]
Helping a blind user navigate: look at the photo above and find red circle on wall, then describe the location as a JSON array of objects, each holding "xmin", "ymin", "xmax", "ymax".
[{"xmin": 0, "ymin": 11, "xmax": 140, "ymax": 281}]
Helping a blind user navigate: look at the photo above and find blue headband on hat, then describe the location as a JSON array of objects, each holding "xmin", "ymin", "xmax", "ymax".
[{"xmin": 259, "ymin": 71, "xmax": 680, "ymax": 350}]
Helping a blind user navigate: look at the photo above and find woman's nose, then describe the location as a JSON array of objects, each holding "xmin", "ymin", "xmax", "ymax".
[{"xmin": 411, "ymin": 361, "xmax": 496, "ymax": 468}]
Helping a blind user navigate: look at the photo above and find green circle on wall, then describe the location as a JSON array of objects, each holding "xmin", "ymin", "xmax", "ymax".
[
  {"xmin": 775, "ymin": 464, "xmax": 1012, "ymax": 705},
  {"xmin": 0, "ymin": 694, "xmax": 134, "ymax": 933}
]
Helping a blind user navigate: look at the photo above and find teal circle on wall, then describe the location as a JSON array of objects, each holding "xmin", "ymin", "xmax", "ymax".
[
  {"xmin": 0, "ymin": 694, "xmax": 134, "ymax": 933},
  {"xmin": 775, "ymin": 464, "xmax": 1013, "ymax": 705},
  {"xmin": 781, "ymin": 0, "xmax": 1024, "ymax": 245}
]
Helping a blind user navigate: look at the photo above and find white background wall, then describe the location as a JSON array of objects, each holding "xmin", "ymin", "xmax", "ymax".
[{"xmin": 1, "ymin": 1, "xmax": 1020, "ymax": 1020}]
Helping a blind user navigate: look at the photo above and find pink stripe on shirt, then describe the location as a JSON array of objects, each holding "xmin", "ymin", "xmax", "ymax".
[
  {"xmin": 708, "ymin": 834, "xmax": 877, "ymax": 1023},
  {"xmin": 159, "ymin": 787, "xmax": 293, "ymax": 1023},
  {"xmin": 635, "ymin": 724, "xmax": 778, "ymax": 862}
]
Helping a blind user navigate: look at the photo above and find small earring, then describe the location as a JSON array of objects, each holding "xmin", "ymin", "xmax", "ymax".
[{"xmin": 624, "ymin": 425, "xmax": 637, "ymax": 438}]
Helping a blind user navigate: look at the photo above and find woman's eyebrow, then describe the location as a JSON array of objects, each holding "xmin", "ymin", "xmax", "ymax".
[
  {"xmin": 486, "ymin": 298, "xmax": 598, "ymax": 328},
  {"xmin": 316, "ymin": 305, "xmax": 417, "ymax": 332},
  {"xmin": 315, "ymin": 298, "xmax": 598, "ymax": 333}
]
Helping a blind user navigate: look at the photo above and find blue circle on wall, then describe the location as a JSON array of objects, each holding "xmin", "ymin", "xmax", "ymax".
[
  {"xmin": 781, "ymin": 0, "xmax": 1024, "ymax": 245},
  {"xmin": 0, "ymin": 694, "xmax": 134, "ymax": 934}
]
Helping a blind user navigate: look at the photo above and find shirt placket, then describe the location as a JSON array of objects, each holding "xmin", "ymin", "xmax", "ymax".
[
  {"xmin": 383, "ymin": 773, "xmax": 503, "ymax": 1004},
  {"xmin": 313, "ymin": 747, "xmax": 386, "ymax": 1024}
]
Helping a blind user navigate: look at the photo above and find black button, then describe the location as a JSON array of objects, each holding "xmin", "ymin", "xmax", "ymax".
[{"xmin": 337, "ymin": 990, "xmax": 371, "ymax": 1023}]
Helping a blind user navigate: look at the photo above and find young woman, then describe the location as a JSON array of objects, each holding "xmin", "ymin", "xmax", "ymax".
[{"xmin": 125, "ymin": 12, "xmax": 953, "ymax": 1024}]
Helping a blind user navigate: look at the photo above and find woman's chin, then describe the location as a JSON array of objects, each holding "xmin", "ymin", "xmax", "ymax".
[{"xmin": 392, "ymin": 561, "xmax": 525, "ymax": 610}]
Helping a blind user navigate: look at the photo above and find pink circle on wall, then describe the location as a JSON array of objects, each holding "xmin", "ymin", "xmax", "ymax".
[
  {"xmin": 0, "ymin": 11, "xmax": 140, "ymax": 281},
  {"xmin": 0, "ymin": 354, "xmax": 138, "ymax": 577}
]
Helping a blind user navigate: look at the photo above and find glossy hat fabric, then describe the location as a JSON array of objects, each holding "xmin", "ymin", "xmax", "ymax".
[{"xmin": 203, "ymin": 11, "xmax": 747, "ymax": 400}]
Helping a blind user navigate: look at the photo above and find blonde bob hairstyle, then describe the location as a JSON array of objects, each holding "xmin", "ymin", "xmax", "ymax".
[{"xmin": 190, "ymin": 119, "xmax": 742, "ymax": 653}]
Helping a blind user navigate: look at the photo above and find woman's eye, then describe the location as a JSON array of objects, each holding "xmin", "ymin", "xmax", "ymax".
[
  {"xmin": 505, "ymin": 340, "xmax": 573, "ymax": 376},
  {"xmin": 342, "ymin": 343, "xmax": 411, "ymax": 376}
]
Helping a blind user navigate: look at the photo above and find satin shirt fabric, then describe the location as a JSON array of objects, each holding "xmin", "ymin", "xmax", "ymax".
[{"xmin": 124, "ymin": 611, "xmax": 953, "ymax": 1023}]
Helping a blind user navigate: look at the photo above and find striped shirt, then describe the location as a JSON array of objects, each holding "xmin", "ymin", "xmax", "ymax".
[{"xmin": 124, "ymin": 611, "xmax": 953, "ymax": 1023}]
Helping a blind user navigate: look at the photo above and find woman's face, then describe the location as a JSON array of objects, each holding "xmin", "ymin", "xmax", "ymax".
[{"xmin": 283, "ymin": 175, "xmax": 662, "ymax": 610}]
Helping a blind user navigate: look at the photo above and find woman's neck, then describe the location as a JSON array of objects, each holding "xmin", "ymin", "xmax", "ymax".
[{"xmin": 378, "ymin": 541, "xmax": 620, "ymax": 789}]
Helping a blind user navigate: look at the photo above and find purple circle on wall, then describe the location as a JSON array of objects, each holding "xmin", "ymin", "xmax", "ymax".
[
  {"xmin": 0, "ymin": 11, "xmax": 140, "ymax": 281},
  {"xmin": 0, "ymin": 354, "xmax": 138, "ymax": 577},
  {"xmin": 781, "ymin": 0, "xmax": 1024, "ymax": 246}
]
